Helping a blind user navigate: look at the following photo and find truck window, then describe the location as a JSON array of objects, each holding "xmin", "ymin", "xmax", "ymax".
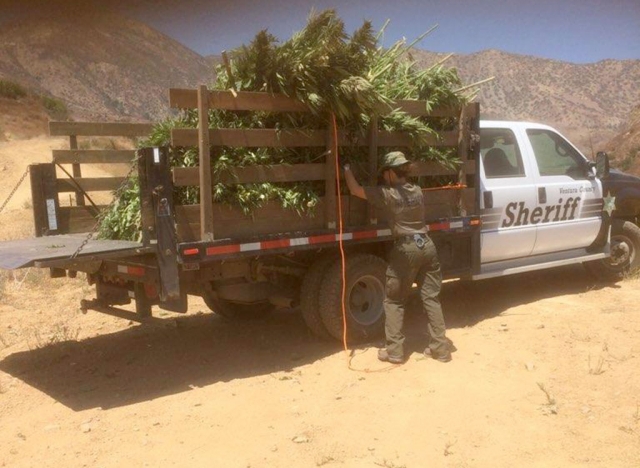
[
  {"xmin": 527, "ymin": 129, "xmax": 586, "ymax": 178},
  {"xmin": 480, "ymin": 128, "xmax": 525, "ymax": 178}
]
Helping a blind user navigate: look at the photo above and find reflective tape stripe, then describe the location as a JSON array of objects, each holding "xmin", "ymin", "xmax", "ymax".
[{"xmin": 196, "ymin": 221, "xmax": 475, "ymax": 259}]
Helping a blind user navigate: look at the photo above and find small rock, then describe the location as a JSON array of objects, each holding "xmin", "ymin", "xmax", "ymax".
[
  {"xmin": 581, "ymin": 406, "xmax": 591, "ymax": 414},
  {"xmin": 271, "ymin": 445, "xmax": 278, "ymax": 452},
  {"xmin": 80, "ymin": 424, "xmax": 92, "ymax": 433},
  {"xmin": 537, "ymin": 324, "xmax": 545, "ymax": 329},
  {"xmin": 292, "ymin": 435, "xmax": 310, "ymax": 444},
  {"xmin": 525, "ymin": 362, "xmax": 535, "ymax": 371}
]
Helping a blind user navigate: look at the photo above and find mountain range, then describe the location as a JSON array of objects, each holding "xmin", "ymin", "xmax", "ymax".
[{"xmin": 0, "ymin": 12, "xmax": 638, "ymax": 157}]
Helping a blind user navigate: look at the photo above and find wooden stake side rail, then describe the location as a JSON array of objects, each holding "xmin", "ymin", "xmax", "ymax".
[
  {"xmin": 52, "ymin": 149, "xmax": 137, "ymax": 165},
  {"xmin": 172, "ymin": 188, "xmax": 476, "ymax": 242},
  {"xmin": 169, "ymin": 88, "xmax": 461, "ymax": 117},
  {"xmin": 172, "ymin": 160, "xmax": 475, "ymax": 187},
  {"xmin": 170, "ymin": 128, "xmax": 458, "ymax": 148},
  {"xmin": 49, "ymin": 122, "xmax": 153, "ymax": 137},
  {"xmin": 48, "ymin": 121, "xmax": 153, "ymax": 233},
  {"xmin": 168, "ymin": 87, "xmax": 479, "ymax": 241}
]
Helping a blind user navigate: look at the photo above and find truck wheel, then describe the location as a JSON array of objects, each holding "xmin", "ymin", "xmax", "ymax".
[
  {"xmin": 319, "ymin": 254, "xmax": 387, "ymax": 342},
  {"xmin": 300, "ymin": 256, "xmax": 337, "ymax": 340},
  {"xmin": 203, "ymin": 291, "xmax": 274, "ymax": 320},
  {"xmin": 585, "ymin": 219, "xmax": 640, "ymax": 281}
]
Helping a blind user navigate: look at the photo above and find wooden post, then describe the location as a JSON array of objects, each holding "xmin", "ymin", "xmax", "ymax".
[
  {"xmin": 324, "ymin": 123, "xmax": 337, "ymax": 230},
  {"xmin": 69, "ymin": 135, "xmax": 85, "ymax": 206},
  {"xmin": 198, "ymin": 85, "xmax": 214, "ymax": 241},
  {"xmin": 456, "ymin": 106, "xmax": 470, "ymax": 217},
  {"xmin": 367, "ymin": 116, "xmax": 379, "ymax": 225}
]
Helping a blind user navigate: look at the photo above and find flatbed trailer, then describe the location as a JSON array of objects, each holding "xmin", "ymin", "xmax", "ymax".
[{"xmin": 0, "ymin": 87, "xmax": 481, "ymax": 341}]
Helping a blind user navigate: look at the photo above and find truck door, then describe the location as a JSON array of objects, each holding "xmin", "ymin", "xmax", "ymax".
[
  {"xmin": 525, "ymin": 127, "xmax": 602, "ymax": 255},
  {"xmin": 479, "ymin": 126, "xmax": 538, "ymax": 263}
]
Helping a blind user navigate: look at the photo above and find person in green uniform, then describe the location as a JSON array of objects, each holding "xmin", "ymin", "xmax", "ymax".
[{"xmin": 343, "ymin": 151, "xmax": 452, "ymax": 363}]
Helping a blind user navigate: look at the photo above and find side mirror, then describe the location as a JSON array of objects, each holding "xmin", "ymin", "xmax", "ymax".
[{"xmin": 596, "ymin": 151, "xmax": 610, "ymax": 178}]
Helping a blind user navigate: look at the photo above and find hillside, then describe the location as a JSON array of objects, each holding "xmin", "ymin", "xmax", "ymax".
[
  {"xmin": 0, "ymin": 12, "xmax": 212, "ymax": 121},
  {"xmin": 0, "ymin": 13, "xmax": 638, "ymax": 154},
  {"xmin": 412, "ymin": 49, "xmax": 640, "ymax": 153},
  {"xmin": 0, "ymin": 95, "xmax": 51, "ymax": 141},
  {"xmin": 605, "ymin": 104, "xmax": 640, "ymax": 174}
]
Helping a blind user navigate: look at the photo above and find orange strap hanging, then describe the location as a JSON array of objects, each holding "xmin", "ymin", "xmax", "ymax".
[
  {"xmin": 421, "ymin": 183, "xmax": 467, "ymax": 192},
  {"xmin": 330, "ymin": 114, "xmax": 348, "ymax": 353}
]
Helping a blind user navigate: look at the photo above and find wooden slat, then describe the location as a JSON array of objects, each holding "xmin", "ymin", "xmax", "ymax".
[
  {"xmin": 171, "ymin": 128, "xmax": 327, "ymax": 148},
  {"xmin": 56, "ymin": 177, "xmax": 125, "ymax": 193},
  {"xmin": 169, "ymin": 89, "xmax": 309, "ymax": 112},
  {"xmin": 169, "ymin": 88, "xmax": 462, "ymax": 117},
  {"xmin": 377, "ymin": 130, "xmax": 458, "ymax": 147},
  {"xmin": 172, "ymin": 128, "xmax": 458, "ymax": 148},
  {"xmin": 411, "ymin": 160, "xmax": 475, "ymax": 177},
  {"xmin": 57, "ymin": 205, "xmax": 103, "ymax": 233},
  {"xmin": 49, "ymin": 122, "xmax": 153, "ymax": 137},
  {"xmin": 172, "ymin": 160, "xmax": 473, "ymax": 187},
  {"xmin": 173, "ymin": 163, "xmax": 325, "ymax": 187},
  {"xmin": 393, "ymin": 101, "xmax": 460, "ymax": 117},
  {"xmin": 52, "ymin": 149, "xmax": 137, "ymax": 164}
]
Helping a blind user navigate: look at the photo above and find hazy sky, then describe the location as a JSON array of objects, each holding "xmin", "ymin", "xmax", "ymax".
[{"xmin": 3, "ymin": 0, "xmax": 639, "ymax": 63}]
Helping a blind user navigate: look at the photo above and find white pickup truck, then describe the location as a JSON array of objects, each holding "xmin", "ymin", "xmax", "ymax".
[
  {"xmin": 1, "ymin": 104, "xmax": 638, "ymax": 342},
  {"xmin": 476, "ymin": 120, "xmax": 636, "ymax": 281}
]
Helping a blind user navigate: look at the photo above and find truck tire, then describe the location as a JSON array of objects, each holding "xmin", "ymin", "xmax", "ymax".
[
  {"xmin": 203, "ymin": 291, "xmax": 274, "ymax": 320},
  {"xmin": 319, "ymin": 253, "xmax": 387, "ymax": 342},
  {"xmin": 584, "ymin": 219, "xmax": 640, "ymax": 282},
  {"xmin": 300, "ymin": 256, "xmax": 336, "ymax": 340}
]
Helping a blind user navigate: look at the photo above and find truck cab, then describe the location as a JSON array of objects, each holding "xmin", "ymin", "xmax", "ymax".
[{"xmin": 476, "ymin": 121, "xmax": 611, "ymax": 279}]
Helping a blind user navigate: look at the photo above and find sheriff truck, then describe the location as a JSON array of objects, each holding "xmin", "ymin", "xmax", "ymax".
[{"xmin": 1, "ymin": 89, "xmax": 638, "ymax": 341}]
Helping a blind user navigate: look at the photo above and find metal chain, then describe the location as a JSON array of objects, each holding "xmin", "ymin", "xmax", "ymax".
[
  {"xmin": 70, "ymin": 154, "xmax": 142, "ymax": 260},
  {"xmin": 0, "ymin": 166, "xmax": 30, "ymax": 215}
]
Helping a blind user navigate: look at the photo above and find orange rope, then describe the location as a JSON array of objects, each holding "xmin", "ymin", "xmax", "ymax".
[
  {"xmin": 330, "ymin": 114, "xmax": 349, "ymax": 353},
  {"xmin": 421, "ymin": 183, "xmax": 467, "ymax": 192}
]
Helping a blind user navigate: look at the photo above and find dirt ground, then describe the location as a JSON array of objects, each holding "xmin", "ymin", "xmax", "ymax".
[{"xmin": 1, "ymin": 138, "xmax": 639, "ymax": 467}]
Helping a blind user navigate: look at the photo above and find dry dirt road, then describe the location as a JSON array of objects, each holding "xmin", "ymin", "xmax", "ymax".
[{"xmin": 0, "ymin": 138, "xmax": 639, "ymax": 467}]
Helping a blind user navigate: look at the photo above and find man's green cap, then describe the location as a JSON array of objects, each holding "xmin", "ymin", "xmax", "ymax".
[{"xmin": 380, "ymin": 151, "xmax": 410, "ymax": 171}]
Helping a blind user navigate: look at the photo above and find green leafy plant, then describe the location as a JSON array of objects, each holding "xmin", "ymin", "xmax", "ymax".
[
  {"xmin": 0, "ymin": 79, "xmax": 27, "ymax": 99},
  {"xmin": 40, "ymin": 95, "xmax": 69, "ymax": 119},
  {"xmin": 100, "ymin": 9, "xmax": 471, "ymax": 240}
]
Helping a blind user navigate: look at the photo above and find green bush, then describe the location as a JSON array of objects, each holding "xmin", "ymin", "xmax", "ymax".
[
  {"xmin": 41, "ymin": 95, "xmax": 69, "ymax": 119},
  {"xmin": 0, "ymin": 79, "xmax": 27, "ymax": 99}
]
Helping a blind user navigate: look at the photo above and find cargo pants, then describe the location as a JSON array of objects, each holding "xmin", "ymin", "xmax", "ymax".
[{"xmin": 384, "ymin": 234, "xmax": 449, "ymax": 360}]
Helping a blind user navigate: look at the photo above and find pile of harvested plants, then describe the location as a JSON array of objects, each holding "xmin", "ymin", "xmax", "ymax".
[{"xmin": 99, "ymin": 9, "xmax": 475, "ymax": 241}]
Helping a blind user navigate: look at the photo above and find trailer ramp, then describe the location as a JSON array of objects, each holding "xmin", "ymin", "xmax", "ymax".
[{"xmin": 0, "ymin": 235, "xmax": 149, "ymax": 270}]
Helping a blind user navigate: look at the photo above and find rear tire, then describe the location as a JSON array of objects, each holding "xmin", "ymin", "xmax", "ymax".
[
  {"xmin": 300, "ymin": 256, "xmax": 336, "ymax": 340},
  {"xmin": 203, "ymin": 290, "xmax": 274, "ymax": 320},
  {"xmin": 584, "ymin": 219, "xmax": 640, "ymax": 281},
  {"xmin": 319, "ymin": 253, "xmax": 387, "ymax": 342}
]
